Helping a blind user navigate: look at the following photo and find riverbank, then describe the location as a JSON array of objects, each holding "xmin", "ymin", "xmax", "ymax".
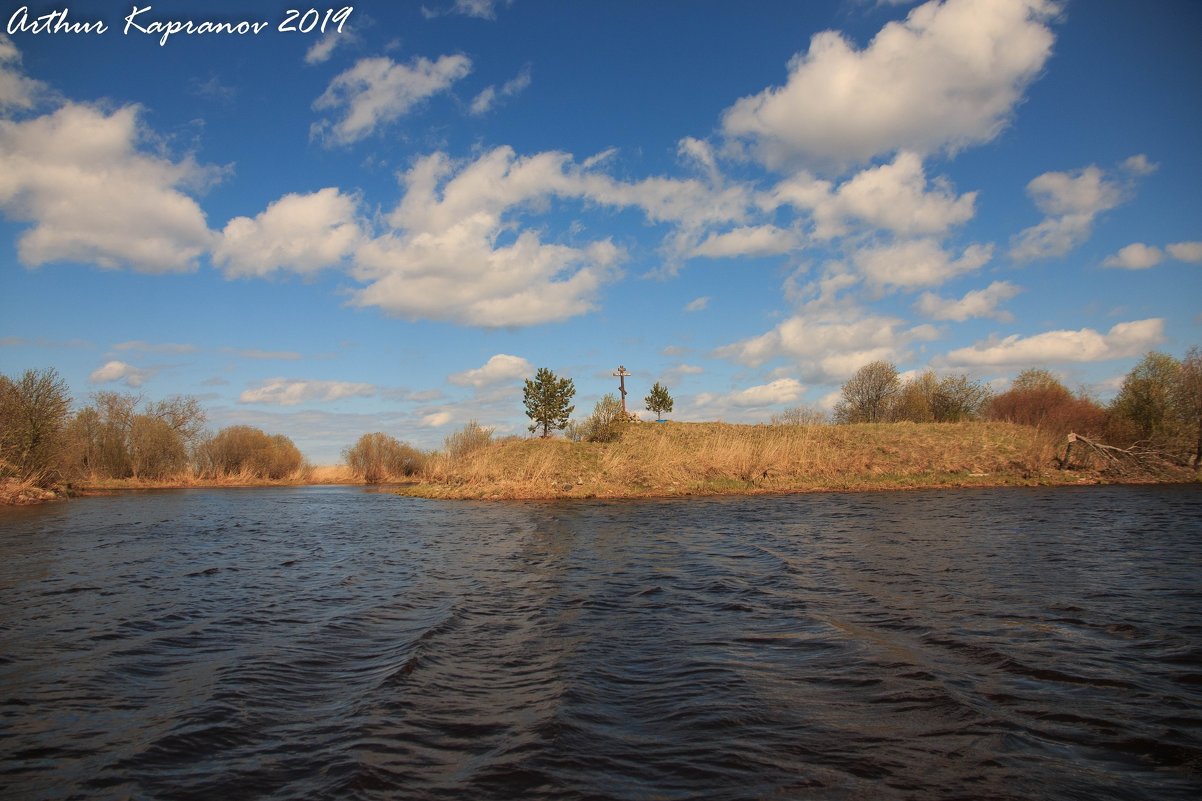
[
  {"xmin": 395, "ymin": 421, "xmax": 1198, "ymax": 500},
  {"xmin": 4, "ymin": 423, "xmax": 1195, "ymax": 506},
  {"xmin": 0, "ymin": 465, "xmax": 362, "ymax": 506}
]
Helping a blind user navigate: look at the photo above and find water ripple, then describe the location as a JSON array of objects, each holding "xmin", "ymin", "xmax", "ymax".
[{"xmin": 1, "ymin": 484, "xmax": 1200, "ymax": 800}]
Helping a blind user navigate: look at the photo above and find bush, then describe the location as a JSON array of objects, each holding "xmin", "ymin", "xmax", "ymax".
[
  {"xmin": 988, "ymin": 369, "xmax": 1107, "ymax": 438},
  {"xmin": 197, "ymin": 426, "xmax": 304, "ymax": 479},
  {"xmin": 344, "ymin": 432, "xmax": 425, "ymax": 482},
  {"xmin": 770, "ymin": 405, "xmax": 828, "ymax": 426},
  {"xmin": 579, "ymin": 394, "xmax": 627, "ymax": 442},
  {"xmin": 0, "ymin": 368, "xmax": 72, "ymax": 484},
  {"xmin": 444, "ymin": 420, "xmax": 494, "ymax": 460}
]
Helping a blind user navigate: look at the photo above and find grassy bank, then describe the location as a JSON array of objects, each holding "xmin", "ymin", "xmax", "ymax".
[{"xmin": 396, "ymin": 421, "xmax": 1196, "ymax": 500}]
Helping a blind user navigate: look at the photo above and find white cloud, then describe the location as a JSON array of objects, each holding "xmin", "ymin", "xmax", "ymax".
[
  {"xmin": 239, "ymin": 379, "xmax": 376, "ymax": 405},
  {"xmin": 313, "ymin": 54, "xmax": 472, "ymax": 145},
  {"xmin": 715, "ymin": 313, "xmax": 938, "ymax": 380},
  {"xmin": 915, "ymin": 280, "xmax": 1021, "ymax": 321},
  {"xmin": 1025, "ymin": 165, "xmax": 1121, "ymax": 218},
  {"xmin": 854, "ymin": 238, "xmax": 992, "ymax": 288},
  {"xmin": 1120, "ymin": 154, "xmax": 1158, "ymax": 176},
  {"xmin": 684, "ymin": 296, "xmax": 710, "ymax": 313},
  {"xmin": 215, "ymin": 188, "xmax": 362, "ymax": 277},
  {"xmin": 448, "ymin": 353, "xmax": 533, "ymax": 388},
  {"xmin": 469, "ymin": 66, "xmax": 531, "ymax": 115},
  {"xmin": 721, "ymin": 0, "xmax": 1058, "ymax": 167},
  {"xmin": 0, "ymin": 33, "xmax": 48, "ymax": 111},
  {"xmin": 0, "ymin": 103, "xmax": 218, "ymax": 272},
  {"xmin": 424, "ymin": 0, "xmax": 507, "ymax": 19},
  {"xmin": 1102, "ymin": 242, "xmax": 1164, "ymax": 270},
  {"xmin": 774, "ymin": 152, "xmax": 976, "ymax": 238},
  {"xmin": 941, "ymin": 318, "xmax": 1165, "ymax": 367},
  {"xmin": 350, "ymin": 146, "xmax": 751, "ymax": 326},
  {"xmin": 695, "ymin": 378, "xmax": 805, "ymax": 409},
  {"xmin": 304, "ymin": 31, "xmax": 353, "ymax": 65},
  {"xmin": 421, "ymin": 411, "xmax": 453, "ymax": 427},
  {"xmin": 1009, "ymin": 164, "xmax": 1124, "ymax": 261},
  {"xmin": 1167, "ymin": 241, "xmax": 1202, "ymax": 263},
  {"xmin": 678, "ymin": 136, "xmax": 721, "ymax": 184},
  {"xmin": 691, "ymin": 225, "xmax": 801, "ymax": 258},
  {"xmin": 89, "ymin": 360, "xmax": 156, "ymax": 387},
  {"xmin": 352, "ymin": 148, "xmax": 622, "ymax": 326}
]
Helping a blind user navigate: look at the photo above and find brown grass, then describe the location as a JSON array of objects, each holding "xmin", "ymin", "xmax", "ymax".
[
  {"xmin": 398, "ymin": 421, "xmax": 1097, "ymax": 500},
  {"xmin": 0, "ymin": 477, "xmax": 64, "ymax": 505}
]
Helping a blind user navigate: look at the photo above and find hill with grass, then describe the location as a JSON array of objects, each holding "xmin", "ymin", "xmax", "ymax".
[{"xmin": 395, "ymin": 421, "xmax": 1192, "ymax": 500}]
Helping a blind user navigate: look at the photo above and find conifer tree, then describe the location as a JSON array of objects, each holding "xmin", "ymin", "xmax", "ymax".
[
  {"xmin": 523, "ymin": 368, "xmax": 575, "ymax": 437},
  {"xmin": 644, "ymin": 381, "xmax": 674, "ymax": 422}
]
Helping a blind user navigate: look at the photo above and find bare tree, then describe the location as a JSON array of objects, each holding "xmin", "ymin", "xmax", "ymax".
[
  {"xmin": 0, "ymin": 368, "xmax": 72, "ymax": 483},
  {"xmin": 834, "ymin": 361, "xmax": 900, "ymax": 423}
]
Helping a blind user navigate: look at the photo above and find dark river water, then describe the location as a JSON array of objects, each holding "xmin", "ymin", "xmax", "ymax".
[{"xmin": 1, "ymin": 485, "xmax": 1200, "ymax": 800}]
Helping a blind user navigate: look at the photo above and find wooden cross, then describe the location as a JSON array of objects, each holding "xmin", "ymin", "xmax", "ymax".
[{"xmin": 613, "ymin": 365, "xmax": 631, "ymax": 414}]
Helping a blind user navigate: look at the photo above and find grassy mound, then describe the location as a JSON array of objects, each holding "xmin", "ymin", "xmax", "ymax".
[{"xmin": 399, "ymin": 421, "xmax": 1075, "ymax": 500}]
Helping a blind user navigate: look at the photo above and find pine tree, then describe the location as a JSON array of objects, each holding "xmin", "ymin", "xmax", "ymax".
[
  {"xmin": 523, "ymin": 368, "xmax": 575, "ymax": 438},
  {"xmin": 644, "ymin": 381, "xmax": 674, "ymax": 422}
]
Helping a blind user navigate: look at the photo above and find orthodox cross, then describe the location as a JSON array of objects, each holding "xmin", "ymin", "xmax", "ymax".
[{"xmin": 613, "ymin": 365, "xmax": 631, "ymax": 414}]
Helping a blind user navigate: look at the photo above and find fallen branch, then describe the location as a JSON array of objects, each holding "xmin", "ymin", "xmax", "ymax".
[{"xmin": 1060, "ymin": 433, "xmax": 1183, "ymax": 477}]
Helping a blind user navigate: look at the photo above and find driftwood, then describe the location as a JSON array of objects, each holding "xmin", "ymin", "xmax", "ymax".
[{"xmin": 1059, "ymin": 432, "xmax": 1182, "ymax": 477}]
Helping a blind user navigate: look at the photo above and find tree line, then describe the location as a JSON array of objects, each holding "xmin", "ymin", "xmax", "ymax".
[
  {"xmin": 5, "ymin": 348, "xmax": 1198, "ymax": 492},
  {"xmin": 0, "ymin": 369, "xmax": 306, "ymax": 487},
  {"xmin": 829, "ymin": 349, "xmax": 1202, "ymax": 467}
]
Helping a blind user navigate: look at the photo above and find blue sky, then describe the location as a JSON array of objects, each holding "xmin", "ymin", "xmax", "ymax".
[{"xmin": 1, "ymin": 0, "xmax": 1200, "ymax": 462}]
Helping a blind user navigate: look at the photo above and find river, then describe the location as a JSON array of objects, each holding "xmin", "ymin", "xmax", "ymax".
[{"xmin": 1, "ymin": 485, "xmax": 1200, "ymax": 800}]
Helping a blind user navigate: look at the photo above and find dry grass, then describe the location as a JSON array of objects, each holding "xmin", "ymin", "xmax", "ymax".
[
  {"xmin": 0, "ymin": 477, "xmax": 63, "ymax": 505},
  {"xmin": 74, "ymin": 464, "xmax": 319, "ymax": 492},
  {"xmin": 398, "ymin": 421, "xmax": 1127, "ymax": 500},
  {"xmin": 308, "ymin": 464, "xmax": 359, "ymax": 484}
]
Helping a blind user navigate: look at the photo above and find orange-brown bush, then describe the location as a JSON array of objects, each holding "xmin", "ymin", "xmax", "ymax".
[
  {"xmin": 196, "ymin": 426, "xmax": 305, "ymax": 479},
  {"xmin": 988, "ymin": 370, "xmax": 1107, "ymax": 439},
  {"xmin": 343, "ymin": 432, "xmax": 425, "ymax": 483}
]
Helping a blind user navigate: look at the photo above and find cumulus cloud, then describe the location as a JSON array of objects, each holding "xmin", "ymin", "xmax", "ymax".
[
  {"xmin": 690, "ymin": 225, "xmax": 801, "ymax": 258},
  {"xmin": 0, "ymin": 33, "xmax": 48, "ymax": 111},
  {"xmin": 312, "ymin": 54, "xmax": 472, "ymax": 145},
  {"xmin": 89, "ymin": 360, "xmax": 156, "ymax": 387},
  {"xmin": 715, "ymin": 313, "xmax": 939, "ymax": 381},
  {"xmin": 695, "ymin": 378, "xmax": 805, "ymax": 410},
  {"xmin": 421, "ymin": 411, "xmax": 453, "ymax": 427},
  {"xmin": 854, "ymin": 238, "xmax": 992, "ymax": 289},
  {"xmin": 772, "ymin": 151, "xmax": 977, "ymax": 238},
  {"xmin": 1102, "ymin": 243, "xmax": 1164, "ymax": 270},
  {"xmin": 721, "ymin": 0, "xmax": 1058, "ymax": 167},
  {"xmin": 1009, "ymin": 164, "xmax": 1125, "ymax": 261},
  {"xmin": 915, "ymin": 280, "xmax": 1022, "ymax": 321},
  {"xmin": 469, "ymin": 66, "xmax": 531, "ymax": 115},
  {"xmin": 448, "ymin": 353, "xmax": 533, "ymax": 388},
  {"xmin": 941, "ymin": 318, "xmax": 1164, "ymax": 367},
  {"xmin": 1167, "ymin": 241, "xmax": 1202, "ymax": 263},
  {"xmin": 0, "ymin": 103, "xmax": 218, "ymax": 272},
  {"xmin": 215, "ymin": 188, "xmax": 362, "ymax": 277},
  {"xmin": 684, "ymin": 296, "xmax": 710, "ymax": 313},
  {"xmin": 349, "ymin": 146, "xmax": 750, "ymax": 326},
  {"xmin": 239, "ymin": 379, "xmax": 376, "ymax": 405}
]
